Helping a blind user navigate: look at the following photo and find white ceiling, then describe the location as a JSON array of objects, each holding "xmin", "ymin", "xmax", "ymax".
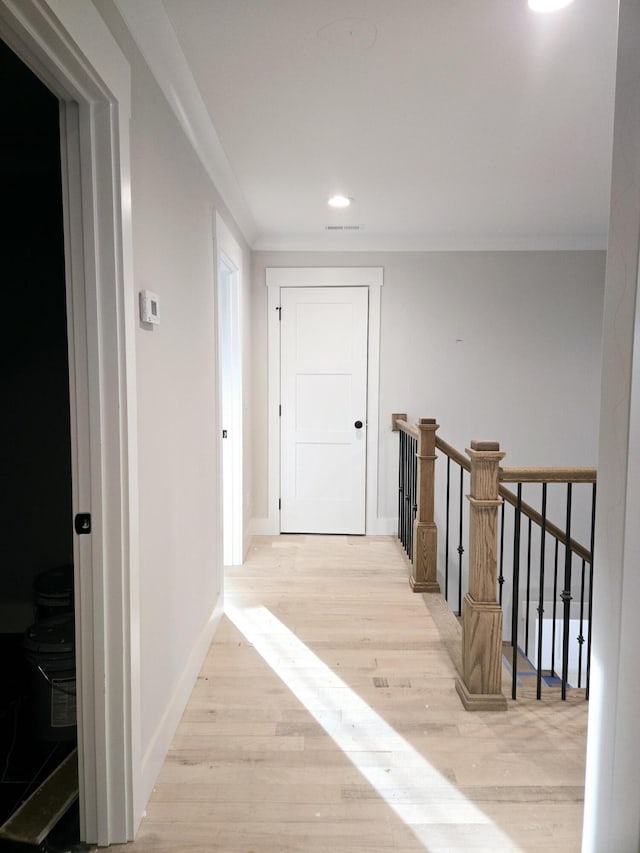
[{"xmin": 126, "ymin": 0, "xmax": 619, "ymax": 252}]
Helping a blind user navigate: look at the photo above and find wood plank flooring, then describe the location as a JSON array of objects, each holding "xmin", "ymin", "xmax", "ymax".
[{"xmin": 112, "ymin": 535, "xmax": 587, "ymax": 852}]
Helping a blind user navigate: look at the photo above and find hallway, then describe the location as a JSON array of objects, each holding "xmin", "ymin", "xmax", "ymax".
[{"xmin": 115, "ymin": 536, "xmax": 587, "ymax": 852}]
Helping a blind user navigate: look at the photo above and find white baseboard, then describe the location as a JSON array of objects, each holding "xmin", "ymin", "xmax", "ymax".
[
  {"xmin": 139, "ymin": 593, "xmax": 223, "ymax": 816},
  {"xmin": 249, "ymin": 517, "xmax": 397, "ymax": 537}
]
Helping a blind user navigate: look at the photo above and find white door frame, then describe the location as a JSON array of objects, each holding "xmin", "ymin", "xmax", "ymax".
[
  {"xmin": 265, "ymin": 267, "xmax": 383, "ymax": 535},
  {"xmin": 0, "ymin": 1, "xmax": 139, "ymax": 844},
  {"xmin": 215, "ymin": 214, "xmax": 244, "ymax": 565}
]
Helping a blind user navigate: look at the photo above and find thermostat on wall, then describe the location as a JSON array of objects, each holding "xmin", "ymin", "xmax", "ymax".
[{"xmin": 139, "ymin": 290, "xmax": 160, "ymax": 325}]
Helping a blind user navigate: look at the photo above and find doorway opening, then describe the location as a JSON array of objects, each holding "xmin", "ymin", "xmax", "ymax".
[
  {"xmin": 279, "ymin": 286, "xmax": 369, "ymax": 534},
  {"xmin": 265, "ymin": 267, "xmax": 384, "ymax": 536},
  {"xmin": 219, "ymin": 255, "xmax": 243, "ymax": 565},
  {"xmin": 0, "ymin": 36, "xmax": 81, "ymax": 848},
  {"xmin": 216, "ymin": 214, "xmax": 244, "ymax": 566},
  {"xmin": 0, "ymin": 2, "xmax": 139, "ymax": 842}
]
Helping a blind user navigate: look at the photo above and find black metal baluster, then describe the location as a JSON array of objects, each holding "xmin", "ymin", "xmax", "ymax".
[
  {"xmin": 403, "ymin": 433, "xmax": 408, "ymax": 553},
  {"xmin": 407, "ymin": 436, "xmax": 412, "ymax": 555},
  {"xmin": 400, "ymin": 431, "xmax": 405, "ymax": 551},
  {"xmin": 409, "ymin": 436, "xmax": 417, "ymax": 561},
  {"xmin": 578, "ymin": 557, "xmax": 586, "ymax": 688},
  {"xmin": 404, "ymin": 433, "xmax": 410, "ymax": 555},
  {"xmin": 536, "ymin": 483, "xmax": 547, "ymax": 700},
  {"xmin": 561, "ymin": 483, "xmax": 573, "ymax": 701},
  {"xmin": 551, "ymin": 539, "xmax": 559, "ymax": 677},
  {"xmin": 445, "ymin": 456, "xmax": 451, "ymax": 604},
  {"xmin": 586, "ymin": 483, "xmax": 596, "ymax": 701},
  {"xmin": 411, "ymin": 436, "xmax": 417, "ymax": 558},
  {"xmin": 403, "ymin": 433, "xmax": 409, "ymax": 556},
  {"xmin": 525, "ymin": 516, "xmax": 532, "ymax": 658},
  {"xmin": 398, "ymin": 430, "xmax": 404, "ymax": 543},
  {"xmin": 511, "ymin": 484, "xmax": 522, "ymax": 700},
  {"xmin": 498, "ymin": 500, "xmax": 505, "ymax": 606},
  {"xmin": 404, "ymin": 434, "xmax": 411, "ymax": 555},
  {"xmin": 416, "ymin": 444, "xmax": 419, "ymax": 531},
  {"xmin": 403, "ymin": 432, "xmax": 408, "ymax": 553},
  {"xmin": 457, "ymin": 465, "xmax": 464, "ymax": 617}
]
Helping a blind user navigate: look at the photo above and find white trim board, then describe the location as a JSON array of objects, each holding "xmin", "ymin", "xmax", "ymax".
[
  {"xmin": 0, "ymin": 0, "xmax": 139, "ymax": 844},
  {"xmin": 265, "ymin": 267, "xmax": 383, "ymax": 535},
  {"xmin": 215, "ymin": 212, "xmax": 245, "ymax": 565}
]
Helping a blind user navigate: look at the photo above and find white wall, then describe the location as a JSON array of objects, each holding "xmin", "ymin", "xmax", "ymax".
[
  {"xmin": 95, "ymin": 0, "xmax": 252, "ymax": 808},
  {"xmin": 251, "ymin": 250, "xmax": 605, "ymax": 528},
  {"xmin": 583, "ymin": 0, "xmax": 640, "ymax": 847}
]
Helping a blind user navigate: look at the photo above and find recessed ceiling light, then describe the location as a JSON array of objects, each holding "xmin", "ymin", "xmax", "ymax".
[
  {"xmin": 528, "ymin": 0, "xmax": 574, "ymax": 11},
  {"xmin": 328, "ymin": 194, "xmax": 352, "ymax": 208}
]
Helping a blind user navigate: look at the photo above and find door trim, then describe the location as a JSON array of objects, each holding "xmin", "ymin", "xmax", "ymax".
[
  {"xmin": 265, "ymin": 267, "xmax": 383, "ymax": 535},
  {"xmin": 0, "ymin": 0, "xmax": 139, "ymax": 844},
  {"xmin": 215, "ymin": 212, "xmax": 244, "ymax": 564}
]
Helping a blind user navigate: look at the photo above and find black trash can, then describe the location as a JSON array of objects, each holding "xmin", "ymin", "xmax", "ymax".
[
  {"xmin": 33, "ymin": 564, "xmax": 74, "ymax": 620},
  {"xmin": 23, "ymin": 614, "xmax": 76, "ymax": 742}
]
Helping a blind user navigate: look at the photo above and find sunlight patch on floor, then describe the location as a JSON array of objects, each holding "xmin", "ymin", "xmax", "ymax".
[{"xmin": 226, "ymin": 602, "xmax": 523, "ymax": 851}]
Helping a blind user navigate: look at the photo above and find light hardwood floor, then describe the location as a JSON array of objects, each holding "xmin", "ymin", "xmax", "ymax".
[{"xmin": 112, "ymin": 535, "xmax": 587, "ymax": 852}]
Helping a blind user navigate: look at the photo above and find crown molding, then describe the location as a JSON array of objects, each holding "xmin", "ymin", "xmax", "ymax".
[
  {"xmin": 114, "ymin": 0, "xmax": 257, "ymax": 246},
  {"xmin": 253, "ymin": 232, "xmax": 607, "ymax": 253}
]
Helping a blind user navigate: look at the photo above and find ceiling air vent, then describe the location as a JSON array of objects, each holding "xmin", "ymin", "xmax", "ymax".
[{"xmin": 325, "ymin": 224, "xmax": 364, "ymax": 231}]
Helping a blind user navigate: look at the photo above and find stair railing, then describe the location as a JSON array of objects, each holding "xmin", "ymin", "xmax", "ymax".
[
  {"xmin": 393, "ymin": 415, "xmax": 596, "ymax": 709},
  {"xmin": 498, "ymin": 469, "xmax": 596, "ymax": 702},
  {"xmin": 392, "ymin": 415, "xmax": 440, "ymax": 593}
]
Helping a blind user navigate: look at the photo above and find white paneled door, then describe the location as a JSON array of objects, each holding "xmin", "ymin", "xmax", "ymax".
[{"xmin": 280, "ymin": 287, "xmax": 369, "ymax": 534}]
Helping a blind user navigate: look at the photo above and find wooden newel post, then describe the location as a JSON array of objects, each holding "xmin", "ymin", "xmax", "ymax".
[
  {"xmin": 410, "ymin": 419, "xmax": 441, "ymax": 594},
  {"xmin": 455, "ymin": 440, "xmax": 508, "ymax": 711}
]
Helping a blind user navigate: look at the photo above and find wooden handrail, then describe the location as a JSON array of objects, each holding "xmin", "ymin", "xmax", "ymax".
[
  {"xmin": 436, "ymin": 436, "xmax": 470, "ymax": 472},
  {"xmin": 434, "ymin": 434, "xmax": 595, "ymax": 563},
  {"xmin": 498, "ymin": 484, "xmax": 592, "ymax": 564},
  {"xmin": 393, "ymin": 416, "xmax": 419, "ymax": 440},
  {"xmin": 500, "ymin": 467, "xmax": 596, "ymax": 484}
]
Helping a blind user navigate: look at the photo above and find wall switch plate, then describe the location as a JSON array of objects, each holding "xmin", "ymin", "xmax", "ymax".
[{"xmin": 140, "ymin": 289, "xmax": 160, "ymax": 325}]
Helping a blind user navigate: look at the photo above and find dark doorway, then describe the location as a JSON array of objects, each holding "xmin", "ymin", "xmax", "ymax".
[{"xmin": 0, "ymin": 37, "xmax": 80, "ymax": 850}]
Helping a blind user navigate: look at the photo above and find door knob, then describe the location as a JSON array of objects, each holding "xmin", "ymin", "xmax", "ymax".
[{"xmin": 354, "ymin": 420, "xmax": 363, "ymax": 429}]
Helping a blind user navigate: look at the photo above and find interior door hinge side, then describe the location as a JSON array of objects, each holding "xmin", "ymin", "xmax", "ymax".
[
  {"xmin": 279, "ymin": 404, "xmax": 282, "ymax": 417},
  {"xmin": 276, "ymin": 306, "xmax": 282, "ymax": 320},
  {"xmin": 278, "ymin": 498, "xmax": 281, "ymax": 510}
]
